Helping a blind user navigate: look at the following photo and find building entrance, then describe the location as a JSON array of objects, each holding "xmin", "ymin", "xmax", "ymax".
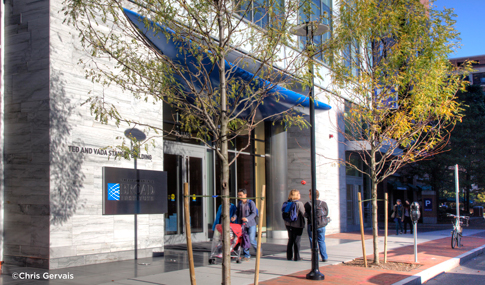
[{"xmin": 164, "ymin": 142, "xmax": 207, "ymax": 244}]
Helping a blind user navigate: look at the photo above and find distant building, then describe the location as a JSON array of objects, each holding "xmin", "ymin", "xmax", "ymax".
[{"xmin": 450, "ymin": 54, "xmax": 485, "ymax": 89}]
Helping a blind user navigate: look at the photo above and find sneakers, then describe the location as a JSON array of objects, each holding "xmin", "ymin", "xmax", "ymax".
[{"xmin": 242, "ymin": 257, "xmax": 250, "ymax": 261}]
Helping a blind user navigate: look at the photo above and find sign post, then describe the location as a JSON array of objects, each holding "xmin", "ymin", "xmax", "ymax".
[{"xmin": 455, "ymin": 164, "xmax": 460, "ymax": 222}]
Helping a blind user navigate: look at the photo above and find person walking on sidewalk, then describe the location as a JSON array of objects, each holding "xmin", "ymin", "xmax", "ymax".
[
  {"xmin": 392, "ymin": 199, "xmax": 404, "ymax": 235},
  {"xmin": 403, "ymin": 199, "xmax": 413, "ymax": 234},
  {"xmin": 304, "ymin": 189, "xmax": 329, "ymax": 262},
  {"xmin": 283, "ymin": 189, "xmax": 305, "ymax": 261},
  {"xmin": 231, "ymin": 188, "xmax": 258, "ymax": 261}
]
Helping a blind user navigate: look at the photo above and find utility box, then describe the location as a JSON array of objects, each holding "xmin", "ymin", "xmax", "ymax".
[{"xmin": 473, "ymin": 206, "xmax": 484, "ymax": 217}]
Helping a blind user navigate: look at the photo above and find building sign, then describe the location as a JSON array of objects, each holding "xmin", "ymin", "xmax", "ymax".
[
  {"xmin": 103, "ymin": 167, "xmax": 167, "ymax": 215},
  {"xmin": 69, "ymin": 146, "xmax": 152, "ymax": 160},
  {"xmin": 424, "ymin": 198, "xmax": 433, "ymax": 212}
]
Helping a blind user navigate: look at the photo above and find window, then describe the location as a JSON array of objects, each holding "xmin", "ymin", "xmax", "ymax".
[
  {"xmin": 344, "ymin": 100, "xmax": 363, "ymax": 139},
  {"xmin": 344, "ymin": 40, "xmax": 360, "ymax": 77},
  {"xmin": 472, "ymin": 72, "xmax": 485, "ymax": 85},
  {"xmin": 238, "ymin": 0, "xmax": 285, "ymax": 29},
  {"xmin": 298, "ymin": 0, "xmax": 332, "ymax": 62},
  {"xmin": 346, "ymin": 152, "xmax": 362, "ymax": 177}
]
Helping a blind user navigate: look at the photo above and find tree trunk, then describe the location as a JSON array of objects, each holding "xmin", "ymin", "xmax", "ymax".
[
  {"xmin": 370, "ymin": 150, "xmax": 379, "ymax": 264},
  {"xmin": 218, "ymin": 7, "xmax": 231, "ymax": 284},
  {"xmin": 221, "ymin": 136, "xmax": 230, "ymax": 284}
]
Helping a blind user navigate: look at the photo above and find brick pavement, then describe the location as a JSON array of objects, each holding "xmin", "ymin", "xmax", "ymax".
[{"xmin": 259, "ymin": 231, "xmax": 485, "ymax": 285}]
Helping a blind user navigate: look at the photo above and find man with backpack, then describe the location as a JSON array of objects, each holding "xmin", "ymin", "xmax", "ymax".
[
  {"xmin": 231, "ymin": 188, "xmax": 259, "ymax": 261},
  {"xmin": 304, "ymin": 189, "xmax": 329, "ymax": 262}
]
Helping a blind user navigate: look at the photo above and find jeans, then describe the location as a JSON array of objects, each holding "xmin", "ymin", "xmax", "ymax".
[
  {"xmin": 394, "ymin": 217, "xmax": 403, "ymax": 235},
  {"xmin": 286, "ymin": 226, "xmax": 303, "ymax": 261},
  {"xmin": 307, "ymin": 225, "xmax": 328, "ymax": 261},
  {"xmin": 243, "ymin": 225, "xmax": 257, "ymax": 258}
]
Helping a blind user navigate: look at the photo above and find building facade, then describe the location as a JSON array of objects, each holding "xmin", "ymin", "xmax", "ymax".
[
  {"xmin": 450, "ymin": 54, "xmax": 485, "ymax": 90},
  {"xmin": 1, "ymin": 0, "xmax": 367, "ymax": 269}
]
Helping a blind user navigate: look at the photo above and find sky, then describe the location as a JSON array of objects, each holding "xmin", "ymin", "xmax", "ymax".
[{"xmin": 434, "ymin": 0, "xmax": 485, "ymax": 59}]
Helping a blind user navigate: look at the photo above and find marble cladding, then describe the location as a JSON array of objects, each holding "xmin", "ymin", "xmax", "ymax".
[
  {"xmin": 3, "ymin": 0, "xmax": 165, "ymax": 269},
  {"xmin": 3, "ymin": 0, "xmax": 51, "ymax": 269},
  {"xmin": 47, "ymin": 0, "xmax": 165, "ymax": 269},
  {"xmin": 286, "ymin": 95, "xmax": 346, "ymax": 234}
]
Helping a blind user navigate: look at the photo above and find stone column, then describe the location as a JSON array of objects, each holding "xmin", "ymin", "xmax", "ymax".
[{"xmin": 265, "ymin": 122, "xmax": 288, "ymax": 238}]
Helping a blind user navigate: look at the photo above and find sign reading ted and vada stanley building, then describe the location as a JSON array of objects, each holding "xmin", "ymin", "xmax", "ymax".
[{"xmin": 103, "ymin": 167, "xmax": 168, "ymax": 215}]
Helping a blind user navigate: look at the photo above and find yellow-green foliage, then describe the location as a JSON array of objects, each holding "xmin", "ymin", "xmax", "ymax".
[{"xmin": 327, "ymin": 0, "xmax": 472, "ymax": 184}]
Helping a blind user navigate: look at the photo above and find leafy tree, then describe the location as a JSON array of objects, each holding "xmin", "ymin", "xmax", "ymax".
[
  {"xmin": 410, "ymin": 85, "xmax": 485, "ymax": 211},
  {"xmin": 63, "ymin": 0, "xmax": 323, "ymax": 283},
  {"xmin": 475, "ymin": 192, "xmax": 485, "ymax": 205},
  {"xmin": 325, "ymin": 0, "xmax": 471, "ymax": 264}
]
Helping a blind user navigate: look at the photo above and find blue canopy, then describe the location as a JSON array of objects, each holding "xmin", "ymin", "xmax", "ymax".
[{"xmin": 123, "ymin": 8, "xmax": 331, "ymax": 119}]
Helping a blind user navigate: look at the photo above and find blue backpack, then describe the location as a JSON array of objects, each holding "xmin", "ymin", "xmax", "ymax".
[{"xmin": 282, "ymin": 201, "xmax": 298, "ymax": 222}]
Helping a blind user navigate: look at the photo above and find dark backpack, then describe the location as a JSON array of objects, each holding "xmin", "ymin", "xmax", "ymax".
[
  {"xmin": 316, "ymin": 201, "xmax": 331, "ymax": 228},
  {"xmin": 282, "ymin": 201, "xmax": 298, "ymax": 222}
]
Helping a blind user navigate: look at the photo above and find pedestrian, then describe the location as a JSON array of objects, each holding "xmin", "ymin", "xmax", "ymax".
[
  {"xmin": 212, "ymin": 203, "xmax": 237, "ymax": 231},
  {"xmin": 231, "ymin": 188, "xmax": 258, "ymax": 261},
  {"xmin": 283, "ymin": 189, "xmax": 305, "ymax": 261},
  {"xmin": 304, "ymin": 189, "xmax": 328, "ymax": 262},
  {"xmin": 392, "ymin": 199, "xmax": 404, "ymax": 235},
  {"xmin": 403, "ymin": 199, "xmax": 413, "ymax": 234}
]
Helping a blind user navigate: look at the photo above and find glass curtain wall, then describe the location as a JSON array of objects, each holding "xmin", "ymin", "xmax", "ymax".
[
  {"xmin": 238, "ymin": 0, "xmax": 285, "ymax": 29},
  {"xmin": 210, "ymin": 124, "xmax": 266, "ymax": 232},
  {"xmin": 163, "ymin": 102, "xmax": 267, "ymax": 236}
]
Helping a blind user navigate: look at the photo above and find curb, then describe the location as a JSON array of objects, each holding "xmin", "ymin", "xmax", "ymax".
[{"xmin": 392, "ymin": 244, "xmax": 485, "ymax": 285}]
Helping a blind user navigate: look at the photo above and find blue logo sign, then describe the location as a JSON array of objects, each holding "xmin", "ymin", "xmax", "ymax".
[{"xmin": 108, "ymin": 183, "xmax": 120, "ymax": 201}]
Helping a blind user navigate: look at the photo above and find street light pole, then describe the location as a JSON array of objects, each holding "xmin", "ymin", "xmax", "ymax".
[
  {"xmin": 124, "ymin": 128, "xmax": 147, "ymax": 260},
  {"xmin": 290, "ymin": 21, "xmax": 329, "ymax": 281}
]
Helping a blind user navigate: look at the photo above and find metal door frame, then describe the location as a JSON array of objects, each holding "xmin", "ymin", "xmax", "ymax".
[{"xmin": 164, "ymin": 141, "xmax": 208, "ymax": 244}]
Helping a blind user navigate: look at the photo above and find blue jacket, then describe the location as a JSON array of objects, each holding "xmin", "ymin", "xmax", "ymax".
[
  {"xmin": 212, "ymin": 203, "xmax": 237, "ymax": 231},
  {"xmin": 234, "ymin": 200, "xmax": 257, "ymax": 227}
]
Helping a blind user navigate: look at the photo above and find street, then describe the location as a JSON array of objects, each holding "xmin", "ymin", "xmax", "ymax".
[{"xmin": 426, "ymin": 252, "xmax": 485, "ymax": 285}]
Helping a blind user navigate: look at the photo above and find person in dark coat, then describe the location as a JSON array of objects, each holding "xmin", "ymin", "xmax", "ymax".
[
  {"xmin": 283, "ymin": 189, "xmax": 305, "ymax": 261},
  {"xmin": 393, "ymin": 199, "xmax": 404, "ymax": 235},
  {"xmin": 403, "ymin": 199, "xmax": 413, "ymax": 234},
  {"xmin": 304, "ymin": 189, "xmax": 328, "ymax": 262}
]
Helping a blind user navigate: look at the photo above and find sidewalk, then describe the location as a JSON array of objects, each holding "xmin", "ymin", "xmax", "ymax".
[
  {"xmin": 120, "ymin": 229, "xmax": 484, "ymax": 285},
  {"xmin": 260, "ymin": 230, "xmax": 485, "ymax": 285},
  {"xmin": 2, "ymin": 228, "xmax": 484, "ymax": 285}
]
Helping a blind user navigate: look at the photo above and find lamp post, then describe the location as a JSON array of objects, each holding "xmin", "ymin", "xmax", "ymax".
[
  {"xmin": 124, "ymin": 128, "xmax": 146, "ymax": 260},
  {"xmin": 290, "ymin": 21, "xmax": 329, "ymax": 281}
]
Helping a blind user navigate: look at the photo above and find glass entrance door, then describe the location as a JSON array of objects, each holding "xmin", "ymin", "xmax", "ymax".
[
  {"xmin": 164, "ymin": 153, "xmax": 182, "ymax": 234},
  {"xmin": 164, "ymin": 142, "xmax": 206, "ymax": 241},
  {"xmin": 188, "ymin": 157, "xmax": 203, "ymax": 233}
]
